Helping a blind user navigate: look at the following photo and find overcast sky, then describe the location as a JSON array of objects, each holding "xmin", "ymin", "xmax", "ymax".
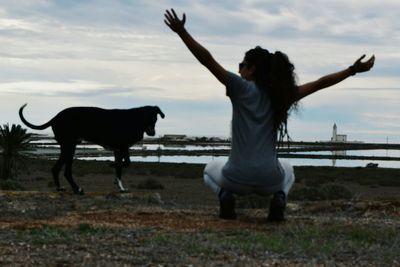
[{"xmin": 0, "ymin": 0, "xmax": 399, "ymax": 142}]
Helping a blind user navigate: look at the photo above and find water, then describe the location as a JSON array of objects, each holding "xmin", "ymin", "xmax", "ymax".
[
  {"xmin": 79, "ymin": 155, "xmax": 223, "ymax": 165},
  {"xmin": 78, "ymin": 151, "xmax": 400, "ymax": 168},
  {"xmin": 287, "ymin": 157, "xmax": 399, "ymax": 168},
  {"xmin": 32, "ymin": 140, "xmax": 400, "ymax": 168}
]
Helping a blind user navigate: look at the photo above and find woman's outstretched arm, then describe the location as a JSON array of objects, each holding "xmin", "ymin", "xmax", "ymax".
[
  {"xmin": 297, "ymin": 55, "xmax": 375, "ymax": 101},
  {"xmin": 164, "ymin": 9, "xmax": 228, "ymax": 85}
]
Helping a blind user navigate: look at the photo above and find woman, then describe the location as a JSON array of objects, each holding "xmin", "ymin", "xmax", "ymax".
[{"xmin": 164, "ymin": 9, "xmax": 375, "ymax": 221}]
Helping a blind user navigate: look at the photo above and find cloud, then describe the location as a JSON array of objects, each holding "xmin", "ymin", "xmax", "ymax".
[
  {"xmin": 292, "ymin": 86, "xmax": 400, "ymax": 142},
  {"xmin": 246, "ymin": 1, "xmax": 399, "ymax": 42},
  {"xmin": 0, "ymin": 80, "xmax": 158, "ymax": 97},
  {"xmin": 359, "ymin": 112, "xmax": 400, "ymax": 132},
  {"xmin": 0, "ymin": 18, "xmax": 42, "ymax": 32},
  {"xmin": 0, "ymin": 0, "xmax": 399, "ymax": 142}
]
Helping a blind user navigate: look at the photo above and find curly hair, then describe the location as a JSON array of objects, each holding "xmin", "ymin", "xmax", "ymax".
[{"xmin": 244, "ymin": 46, "xmax": 299, "ymax": 144}]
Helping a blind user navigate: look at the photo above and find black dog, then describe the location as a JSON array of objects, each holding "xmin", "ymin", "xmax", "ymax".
[{"xmin": 19, "ymin": 104, "xmax": 165, "ymax": 194}]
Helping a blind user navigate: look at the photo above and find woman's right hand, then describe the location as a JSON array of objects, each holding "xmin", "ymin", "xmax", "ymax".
[{"xmin": 164, "ymin": 9, "xmax": 186, "ymax": 34}]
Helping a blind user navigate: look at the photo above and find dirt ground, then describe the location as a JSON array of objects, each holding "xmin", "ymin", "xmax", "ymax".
[{"xmin": 0, "ymin": 160, "xmax": 400, "ymax": 266}]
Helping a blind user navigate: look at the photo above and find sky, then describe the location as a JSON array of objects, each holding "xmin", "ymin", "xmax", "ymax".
[{"xmin": 0, "ymin": 0, "xmax": 399, "ymax": 143}]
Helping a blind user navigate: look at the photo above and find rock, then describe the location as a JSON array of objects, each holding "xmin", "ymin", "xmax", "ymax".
[{"xmin": 148, "ymin": 192, "xmax": 163, "ymax": 204}]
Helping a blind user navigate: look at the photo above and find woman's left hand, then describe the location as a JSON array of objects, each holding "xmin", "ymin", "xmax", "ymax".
[
  {"xmin": 164, "ymin": 9, "xmax": 186, "ymax": 34},
  {"xmin": 352, "ymin": 54, "xmax": 375, "ymax": 73}
]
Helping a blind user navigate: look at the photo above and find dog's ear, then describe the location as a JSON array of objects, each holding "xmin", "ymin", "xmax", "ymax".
[{"xmin": 155, "ymin": 106, "xmax": 165, "ymax": 119}]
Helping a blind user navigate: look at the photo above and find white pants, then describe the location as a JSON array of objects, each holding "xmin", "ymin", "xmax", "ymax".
[{"xmin": 203, "ymin": 159, "xmax": 295, "ymax": 196}]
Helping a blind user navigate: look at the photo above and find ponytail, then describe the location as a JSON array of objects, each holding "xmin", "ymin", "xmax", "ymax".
[{"xmin": 244, "ymin": 47, "xmax": 299, "ymax": 145}]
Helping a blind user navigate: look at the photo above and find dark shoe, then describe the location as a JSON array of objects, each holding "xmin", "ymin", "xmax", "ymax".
[
  {"xmin": 73, "ymin": 187, "xmax": 85, "ymax": 195},
  {"xmin": 267, "ymin": 191, "xmax": 286, "ymax": 222},
  {"xmin": 218, "ymin": 188, "xmax": 237, "ymax": 220},
  {"xmin": 56, "ymin": 187, "xmax": 66, "ymax": 192}
]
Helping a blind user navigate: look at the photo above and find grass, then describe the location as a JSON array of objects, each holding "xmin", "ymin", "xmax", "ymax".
[
  {"xmin": 1, "ymin": 212, "xmax": 398, "ymax": 265},
  {"xmin": 22, "ymin": 226, "xmax": 75, "ymax": 245},
  {"xmin": 5, "ymin": 221, "xmax": 398, "ymax": 262},
  {"xmin": 136, "ymin": 177, "xmax": 164, "ymax": 190},
  {"xmin": 236, "ymin": 182, "xmax": 354, "ymax": 207},
  {"xmin": 14, "ymin": 224, "xmax": 113, "ymax": 246},
  {"xmin": 295, "ymin": 166, "xmax": 400, "ymax": 187},
  {"xmin": 21, "ymin": 158, "xmax": 205, "ymax": 179},
  {"xmin": 2, "ymin": 158, "xmax": 399, "ymax": 265},
  {"xmin": 290, "ymin": 182, "xmax": 354, "ymax": 201},
  {"xmin": 145, "ymin": 223, "xmax": 399, "ymax": 264},
  {"xmin": 0, "ymin": 179, "xmax": 25, "ymax": 190},
  {"xmin": 20, "ymin": 158, "xmax": 400, "ymax": 185}
]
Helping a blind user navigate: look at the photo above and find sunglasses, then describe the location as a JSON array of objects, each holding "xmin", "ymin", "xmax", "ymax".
[{"xmin": 239, "ymin": 62, "xmax": 248, "ymax": 70}]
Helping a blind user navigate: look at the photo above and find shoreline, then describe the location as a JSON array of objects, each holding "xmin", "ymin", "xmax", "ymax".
[{"xmin": 26, "ymin": 137, "xmax": 400, "ymax": 168}]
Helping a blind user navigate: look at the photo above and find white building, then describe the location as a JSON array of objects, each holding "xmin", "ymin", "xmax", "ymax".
[
  {"xmin": 162, "ymin": 134, "xmax": 187, "ymax": 141},
  {"xmin": 331, "ymin": 123, "xmax": 347, "ymax": 142},
  {"xmin": 330, "ymin": 123, "xmax": 347, "ymax": 165}
]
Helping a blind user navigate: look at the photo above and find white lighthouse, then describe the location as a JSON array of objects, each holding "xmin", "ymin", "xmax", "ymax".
[
  {"xmin": 331, "ymin": 123, "xmax": 347, "ymax": 142},
  {"xmin": 331, "ymin": 123, "xmax": 337, "ymax": 141}
]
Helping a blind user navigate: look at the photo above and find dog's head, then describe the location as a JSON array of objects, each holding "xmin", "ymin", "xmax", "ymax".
[{"xmin": 144, "ymin": 106, "xmax": 165, "ymax": 136}]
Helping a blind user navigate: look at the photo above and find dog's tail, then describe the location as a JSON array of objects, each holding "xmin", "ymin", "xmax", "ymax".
[{"xmin": 19, "ymin": 104, "xmax": 53, "ymax": 130}]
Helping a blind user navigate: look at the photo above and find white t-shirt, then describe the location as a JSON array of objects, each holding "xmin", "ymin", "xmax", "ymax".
[{"xmin": 222, "ymin": 72, "xmax": 284, "ymax": 187}]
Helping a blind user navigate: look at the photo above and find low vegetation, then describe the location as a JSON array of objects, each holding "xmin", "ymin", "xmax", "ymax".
[
  {"xmin": 0, "ymin": 124, "xmax": 32, "ymax": 179},
  {"xmin": 136, "ymin": 177, "xmax": 164, "ymax": 190},
  {"xmin": 1, "ymin": 159, "xmax": 399, "ymax": 265}
]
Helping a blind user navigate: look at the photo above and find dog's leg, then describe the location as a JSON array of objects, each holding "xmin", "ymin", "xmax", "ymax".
[
  {"xmin": 52, "ymin": 157, "xmax": 65, "ymax": 192},
  {"xmin": 113, "ymin": 151, "xmax": 127, "ymax": 193},
  {"xmin": 62, "ymin": 143, "xmax": 83, "ymax": 195},
  {"xmin": 122, "ymin": 149, "xmax": 131, "ymax": 168}
]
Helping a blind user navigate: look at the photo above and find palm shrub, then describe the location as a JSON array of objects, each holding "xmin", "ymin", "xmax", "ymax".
[{"xmin": 0, "ymin": 124, "xmax": 32, "ymax": 179}]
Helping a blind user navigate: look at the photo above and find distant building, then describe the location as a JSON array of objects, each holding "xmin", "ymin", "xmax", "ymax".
[
  {"xmin": 330, "ymin": 123, "xmax": 347, "ymax": 163},
  {"xmin": 331, "ymin": 123, "xmax": 347, "ymax": 142},
  {"xmin": 162, "ymin": 134, "xmax": 187, "ymax": 141}
]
